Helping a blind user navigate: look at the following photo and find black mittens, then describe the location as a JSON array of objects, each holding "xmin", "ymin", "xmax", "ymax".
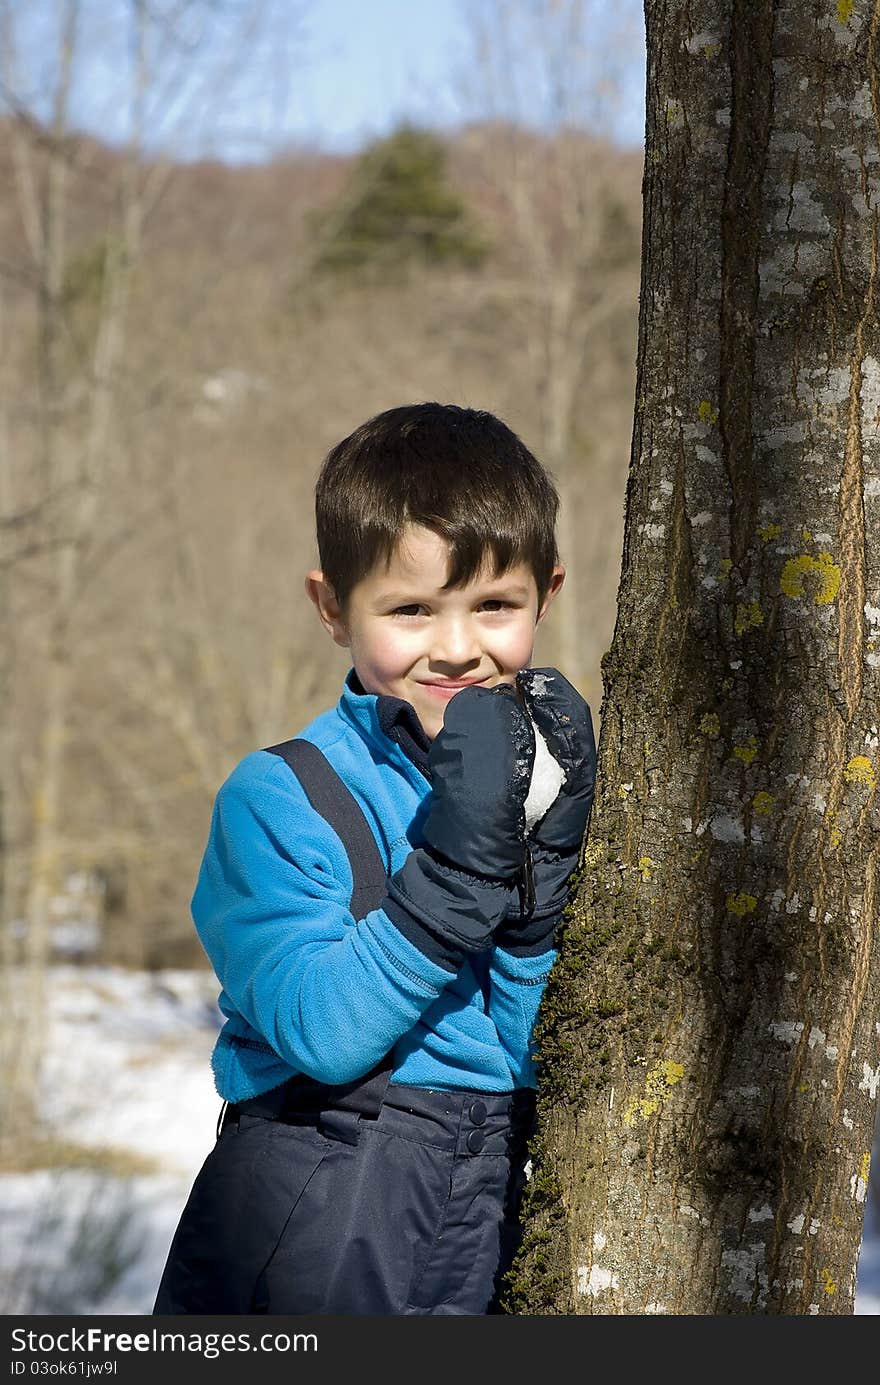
[{"xmin": 385, "ymin": 671, "xmax": 596, "ymax": 967}]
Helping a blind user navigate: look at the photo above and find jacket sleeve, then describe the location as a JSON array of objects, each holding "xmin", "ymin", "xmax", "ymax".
[
  {"xmin": 193, "ymin": 753, "xmax": 457, "ymax": 1086},
  {"xmin": 486, "ymin": 946, "xmax": 556, "ymax": 1087}
]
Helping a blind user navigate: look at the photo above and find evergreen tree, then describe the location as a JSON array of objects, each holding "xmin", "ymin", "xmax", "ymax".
[{"xmin": 314, "ymin": 125, "xmax": 487, "ymax": 277}]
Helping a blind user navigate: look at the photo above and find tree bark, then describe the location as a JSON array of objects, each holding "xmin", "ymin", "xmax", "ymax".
[{"xmin": 510, "ymin": 0, "xmax": 880, "ymax": 1315}]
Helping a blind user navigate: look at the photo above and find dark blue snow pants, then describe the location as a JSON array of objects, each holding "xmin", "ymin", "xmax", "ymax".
[{"xmin": 152, "ymin": 1081, "xmax": 537, "ymax": 1315}]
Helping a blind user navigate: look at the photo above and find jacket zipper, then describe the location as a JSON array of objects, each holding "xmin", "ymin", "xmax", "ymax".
[{"xmin": 517, "ymin": 843, "xmax": 536, "ymax": 919}]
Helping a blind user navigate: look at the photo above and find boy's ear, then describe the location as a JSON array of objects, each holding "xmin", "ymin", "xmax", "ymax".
[
  {"xmin": 536, "ymin": 564, "xmax": 566, "ymax": 623},
  {"xmin": 305, "ymin": 570, "xmax": 350, "ymax": 648}
]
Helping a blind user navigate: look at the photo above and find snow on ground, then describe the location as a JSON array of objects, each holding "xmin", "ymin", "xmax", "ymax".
[
  {"xmin": 40, "ymin": 965, "xmax": 222, "ymax": 1178},
  {"xmin": 1, "ymin": 964, "xmax": 878, "ymax": 1315},
  {"xmin": 2, "ymin": 966, "xmax": 222, "ymax": 1314}
]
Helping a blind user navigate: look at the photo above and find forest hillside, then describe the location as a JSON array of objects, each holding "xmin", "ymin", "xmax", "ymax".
[{"xmin": 2, "ymin": 119, "xmax": 641, "ymax": 967}]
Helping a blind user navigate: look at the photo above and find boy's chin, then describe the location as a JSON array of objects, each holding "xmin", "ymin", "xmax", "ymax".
[{"xmin": 421, "ymin": 709, "xmax": 445, "ymax": 740}]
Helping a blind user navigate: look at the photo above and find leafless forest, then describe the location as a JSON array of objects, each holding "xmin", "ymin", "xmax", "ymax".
[{"xmin": 0, "ymin": 3, "xmax": 641, "ymax": 989}]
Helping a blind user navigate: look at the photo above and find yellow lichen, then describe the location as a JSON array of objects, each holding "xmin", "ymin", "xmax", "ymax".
[
  {"xmin": 623, "ymin": 1060, "xmax": 685, "ymax": 1127},
  {"xmin": 638, "ymin": 856, "xmax": 658, "ymax": 882},
  {"xmin": 697, "ymin": 399, "xmax": 718, "ymax": 425},
  {"xmin": 665, "ymin": 98, "xmax": 684, "ymax": 125},
  {"xmin": 727, "ymin": 893, "xmax": 758, "ymax": 917},
  {"xmin": 735, "ymin": 602, "xmax": 764, "ymax": 635},
  {"xmin": 733, "ymin": 736, "xmax": 759, "ymax": 765},
  {"xmin": 757, "ymin": 523, "xmax": 782, "ymax": 542},
  {"xmin": 752, "ymin": 791, "xmax": 776, "ymax": 815},
  {"xmin": 700, "ymin": 712, "xmax": 721, "ymax": 738},
  {"xmin": 702, "ymin": 41, "xmax": 722, "ymax": 60},
  {"xmin": 860, "ymin": 1151, "xmax": 871, "ymax": 1184},
  {"xmin": 582, "ymin": 840, "xmax": 605, "ymax": 870},
  {"xmin": 823, "ymin": 808, "xmax": 843, "ymax": 848},
  {"xmin": 844, "ymin": 756, "xmax": 876, "ymax": 788},
  {"xmin": 780, "ymin": 552, "xmax": 842, "ymax": 604},
  {"xmin": 718, "ymin": 558, "xmax": 732, "ymax": 581},
  {"xmin": 838, "ymin": 0, "xmax": 854, "ymax": 23},
  {"xmin": 821, "ymin": 1267, "xmax": 837, "ymax": 1295}
]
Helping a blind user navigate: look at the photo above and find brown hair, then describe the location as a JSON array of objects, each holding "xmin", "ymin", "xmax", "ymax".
[{"xmin": 314, "ymin": 402, "xmax": 560, "ymax": 616}]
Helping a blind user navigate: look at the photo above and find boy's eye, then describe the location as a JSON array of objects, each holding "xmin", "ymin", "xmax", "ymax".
[{"xmin": 390, "ymin": 601, "xmax": 513, "ymax": 617}]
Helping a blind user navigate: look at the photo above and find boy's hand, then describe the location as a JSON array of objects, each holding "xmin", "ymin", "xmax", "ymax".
[
  {"xmin": 421, "ymin": 682, "xmax": 536, "ymax": 880},
  {"xmin": 494, "ymin": 667, "xmax": 597, "ymax": 956},
  {"xmin": 384, "ymin": 682, "xmax": 536, "ymax": 963}
]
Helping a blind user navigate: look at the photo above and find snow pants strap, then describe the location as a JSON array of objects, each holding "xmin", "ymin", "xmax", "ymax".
[
  {"xmin": 255, "ymin": 735, "xmax": 395, "ymax": 1132},
  {"xmin": 262, "ymin": 736, "xmax": 389, "ymax": 919}
]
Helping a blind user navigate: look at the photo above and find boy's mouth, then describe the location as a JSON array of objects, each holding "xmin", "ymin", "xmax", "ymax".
[{"xmin": 418, "ymin": 677, "xmax": 489, "ymax": 700}]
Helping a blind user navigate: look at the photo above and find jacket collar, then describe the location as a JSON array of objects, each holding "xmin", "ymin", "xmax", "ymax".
[{"xmin": 338, "ymin": 667, "xmax": 432, "ymax": 780}]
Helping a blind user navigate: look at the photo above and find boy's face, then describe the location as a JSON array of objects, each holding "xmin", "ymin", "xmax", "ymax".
[{"xmin": 306, "ymin": 524, "xmax": 564, "ymax": 741}]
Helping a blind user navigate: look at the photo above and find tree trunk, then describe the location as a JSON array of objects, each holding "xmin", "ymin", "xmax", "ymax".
[
  {"xmin": 6, "ymin": 3, "xmax": 143, "ymax": 1129},
  {"xmin": 510, "ymin": 0, "xmax": 880, "ymax": 1315}
]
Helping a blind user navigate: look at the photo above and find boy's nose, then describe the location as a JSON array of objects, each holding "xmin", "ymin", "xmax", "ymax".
[{"xmin": 430, "ymin": 615, "xmax": 482, "ymax": 666}]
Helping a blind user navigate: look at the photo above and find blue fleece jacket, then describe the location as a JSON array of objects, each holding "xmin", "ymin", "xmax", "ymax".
[{"xmin": 193, "ymin": 667, "xmax": 556, "ymax": 1102}]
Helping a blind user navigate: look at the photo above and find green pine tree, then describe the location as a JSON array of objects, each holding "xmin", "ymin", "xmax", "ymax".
[{"xmin": 313, "ymin": 126, "xmax": 488, "ymax": 278}]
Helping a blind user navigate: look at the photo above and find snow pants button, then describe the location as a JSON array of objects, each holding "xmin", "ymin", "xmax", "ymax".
[
  {"xmin": 468, "ymin": 1100, "xmax": 487, "ymax": 1126},
  {"xmin": 466, "ymin": 1128, "xmax": 486, "ymax": 1154}
]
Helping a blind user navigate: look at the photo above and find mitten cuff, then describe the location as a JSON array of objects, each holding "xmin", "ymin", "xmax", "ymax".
[
  {"xmin": 384, "ymin": 846, "xmax": 519, "ymax": 971},
  {"xmin": 493, "ymin": 915, "xmax": 559, "ymax": 957},
  {"xmin": 493, "ymin": 845, "xmax": 579, "ymax": 956}
]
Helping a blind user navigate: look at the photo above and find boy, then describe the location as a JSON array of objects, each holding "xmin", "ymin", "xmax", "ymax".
[{"xmin": 153, "ymin": 402, "xmax": 596, "ymax": 1315}]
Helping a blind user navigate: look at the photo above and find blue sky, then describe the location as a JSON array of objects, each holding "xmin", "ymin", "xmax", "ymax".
[
  {"xmin": 7, "ymin": 0, "xmax": 646, "ymax": 162},
  {"xmin": 295, "ymin": 0, "xmax": 478, "ymax": 152},
  {"xmin": 236, "ymin": 0, "xmax": 646, "ymax": 159},
  {"xmin": 289, "ymin": 0, "xmax": 644, "ymax": 153}
]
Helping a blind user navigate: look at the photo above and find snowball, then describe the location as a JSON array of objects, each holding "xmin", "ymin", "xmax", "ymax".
[{"xmin": 523, "ymin": 717, "xmax": 566, "ymax": 830}]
